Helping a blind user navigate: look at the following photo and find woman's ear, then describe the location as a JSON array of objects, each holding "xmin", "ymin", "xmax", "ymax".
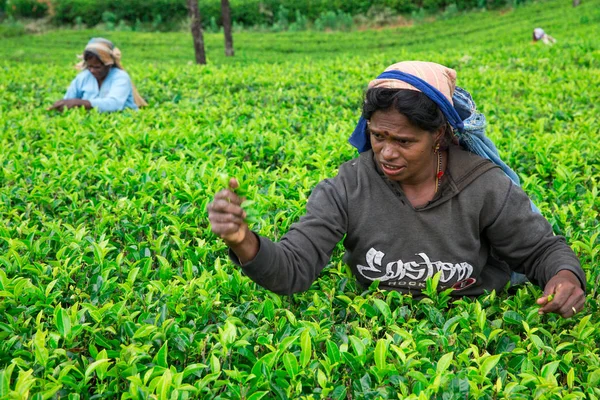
[{"xmin": 434, "ymin": 124, "xmax": 446, "ymax": 146}]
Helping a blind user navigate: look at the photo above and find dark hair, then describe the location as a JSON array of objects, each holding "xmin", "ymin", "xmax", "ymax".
[
  {"xmin": 83, "ymin": 51, "xmax": 102, "ymax": 63},
  {"xmin": 362, "ymin": 88, "xmax": 453, "ymax": 146}
]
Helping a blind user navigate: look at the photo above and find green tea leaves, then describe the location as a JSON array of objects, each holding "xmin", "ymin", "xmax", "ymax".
[
  {"xmin": 1, "ymin": 2, "xmax": 599, "ymax": 397},
  {"xmin": 54, "ymin": 306, "xmax": 71, "ymax": 338}
]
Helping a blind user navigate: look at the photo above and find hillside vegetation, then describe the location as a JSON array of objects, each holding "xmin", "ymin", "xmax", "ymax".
[
  {"xmin": 4, "ymin": 0, "xmax": 542, "ymax": 31},
  {"xmin": 1, "ymin": 0, "xmax": 599, "ymax": 398}
]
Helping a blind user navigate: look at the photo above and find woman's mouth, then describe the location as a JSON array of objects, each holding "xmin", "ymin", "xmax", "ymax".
[{"xmin": 380, "ymin": 162, "xmax": 405, "ymax": 176}]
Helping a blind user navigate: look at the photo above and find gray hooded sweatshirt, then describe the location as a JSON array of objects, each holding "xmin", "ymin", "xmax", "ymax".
[{"xmin": 232, "ymin": 145, "xmax": 585, "ymax": 297}]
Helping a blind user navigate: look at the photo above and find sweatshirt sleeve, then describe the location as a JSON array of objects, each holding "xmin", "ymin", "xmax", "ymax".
[
  {"xmin": 63, "ymin": 76, "xmax": 81, "ymax": 100},
  {"xmin": 229, "ymin": 179, "xmax": 348, "ymax": 295},
  {"xmin": 483, "ymin": 180, "xmax": 586, "ymax": 290},
  {"xmin": 89, "ymin": 71, "xmax": 132, "ymax": 112}
]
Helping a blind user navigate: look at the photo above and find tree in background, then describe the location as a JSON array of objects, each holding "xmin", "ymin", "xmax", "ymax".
[
  {"xmin": 222, "ymin": 0, "xmax": 234, "ymax": 56},
  {"xmin": 187, "ymin": 0, "xmax": 207, "ymax": 64}
]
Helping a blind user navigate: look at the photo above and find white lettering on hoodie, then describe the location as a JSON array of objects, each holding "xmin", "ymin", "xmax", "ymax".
[{"xmin": 357, "ymin": 247, "xmax": 473, "ymax": 284}]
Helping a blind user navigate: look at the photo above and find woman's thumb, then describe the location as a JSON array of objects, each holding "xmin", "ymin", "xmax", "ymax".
[{"xmin": 228, "ymin": 178, "xmax": 239, "ymax": 190}]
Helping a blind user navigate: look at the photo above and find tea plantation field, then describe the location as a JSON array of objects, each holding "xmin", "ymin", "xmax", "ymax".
[{"xmin": 1, "ymin": 0, "xmax": 599, "ymax": 398}]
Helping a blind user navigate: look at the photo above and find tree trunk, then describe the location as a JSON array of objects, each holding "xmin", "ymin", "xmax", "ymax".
[
  {"xmin": 221, "ymin": 0, "xmax": 234, "ymax": 57},
  {"xmin": 187, "ymin": 0, "xmax": 206, "ymax": 64},
  {"xmin": 572, "ymin": 0, "xmax": 580, "ymax": 7}
]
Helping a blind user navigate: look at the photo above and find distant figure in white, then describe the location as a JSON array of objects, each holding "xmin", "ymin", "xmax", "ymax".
[{"xmin": 533, "ymin": 28, "xmax": 556, "ymax": 45}]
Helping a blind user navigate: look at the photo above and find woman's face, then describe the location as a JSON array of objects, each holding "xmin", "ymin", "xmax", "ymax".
[
  {"xmin": 86, "ymin": 56, "xmax": 110, "ymax": 82},
  {"xmin": 369, "ymin": 109, "xmax": 441, "ymax": 185}
]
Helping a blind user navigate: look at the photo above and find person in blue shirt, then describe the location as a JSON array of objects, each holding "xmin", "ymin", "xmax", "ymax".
[{"xmin": 49, "ymin": 38, "xmax": 147, "ymax": 113}]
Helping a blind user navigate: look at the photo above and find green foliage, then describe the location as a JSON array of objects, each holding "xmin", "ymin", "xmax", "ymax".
[
  {"xmin": 0, "ymin": 19, "xmax": 26, "ymax": 37},
  {"xmin": 1, "ymin": 0, "xmax": 600, "ymax": 397},
  {"xmin": 5, "ymin": 0, "xmax": 48, "ymax": 18},
  {"xmin": 314, "ymin": 10, "xmax": 354, "ymax": 32},
  {"xmin": 288, "ymin": 10, "xmax": 308, "ymax": 32},
  {"xmin": 52, "ymin": 0, "xmax": 188, "ymax": 29},
  {"xmin": 43, "ymin": 0, "xmax": 546, "ymax": 31}
]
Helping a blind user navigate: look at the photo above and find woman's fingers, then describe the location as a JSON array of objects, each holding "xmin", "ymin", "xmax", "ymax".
[
  {"xmin": 538, "ymin": 283, "xmax": 585, "ymax": 318},
  {"xmin": 209, "ymin": 197, "xmax": 245, "ymax": 217},
  {"xmin": 556, "ymin": 293, "xmax": 585, "ymax": 318},
  {"xmin": 208, "ymin": 209, "xmax": 245, "ymax": 234},
  {"xmin": 208, "ymin": 179, "xmax": 250, "ymax": 244},
  {"xmin": 211, "ymin": 220, "xmax": 244, "ymax": 236},
  {"xmin": 538, "ymin": 271, "xmax": 585, "ymax": 318},
  {"xmin": 48, "ymin": 100, "xmax": 66, "ymax": 112},
  {"xmin": 208, "ymin": 188, "xmax": 248, "ymax": 243},
  {"xmin": 208, "ymin": 206, "xmax": 246, "ymax": 225},
  {"xmin": 539, "ymin": 283, "xmax": 570, "ymax": 313},
  {"xmin": 228, "ymin": 178, "xmax": 239, "ymax": 190},
  {"xmin": 213, "ymin": 189, "xmax": 244, "ymax": 206},
  {"xmin": 573, "ymin": 297, "xmax": 586, "ymax": 315},
  {"xmin": 209, "ymin": 211, "xmax": 247, "ymax": 244}
]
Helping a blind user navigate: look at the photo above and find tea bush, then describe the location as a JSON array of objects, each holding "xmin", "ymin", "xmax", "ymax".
[{"xmin": 0, "ymin": 0, "xmax": 599, "ymax": 398}]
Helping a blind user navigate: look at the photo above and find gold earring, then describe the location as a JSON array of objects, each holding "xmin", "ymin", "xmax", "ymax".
[{"xmin": 434, "ymin": 143, "xmax": 440, "ymax": 153}]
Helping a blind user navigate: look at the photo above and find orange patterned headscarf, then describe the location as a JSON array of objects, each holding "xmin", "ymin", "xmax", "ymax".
[{"xmin": 368, "ymin": 61, "xmax": 457, "ymax": 105}]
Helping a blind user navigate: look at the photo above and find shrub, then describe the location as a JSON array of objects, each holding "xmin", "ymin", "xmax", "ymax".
[
  {"xmin": 271, "ymin": 5, "xmax": 289, "ymax": 32},
  {"xmin": 455, "ymin": 0, "xmax": 479, "ymax": 10},
  {"xmin": 384, "ymin": 0, "xmax": 418, "ymax": 14},
  {"xmin": 422, "ymin": 0, "xmax": 450, "ymax": 13},
  {"xmin": 6, "ymin": 0, "xmax": 48, "ymax": 18},
  {"xmin": 207, "ymin": 16, "xmax": 219, "ymax": 33},
  {"xmin": 288, "ymin": 10, "xmax": 308, "ymax": 31},
  {"xmin": 52, "ymin": 0, "xmax": 188, "ymax": 27},
  {"xmin": 52, "ymin": 0, "xmax": 103, "ymax": 26},
  {"xmin": 442, "ymin": 3, "xmax": 459, "ymax": 18},
  {"xmin": 0, "ymin": 19, "xmax": 26, "ymax": 36},
  {"xmin": 411, "ymin": 7, "xmax": 427, "ymax": 21},
  {"xmin": 486, "ymin": 0, "xmax": 510, "ymax": 8},
  {"xmin": 314, "ymin": 10, "xmax": 353, "ymax": 31},
  {"xmin": 366, "ymin": 5, "xmax": 399, "ymax": 26}
]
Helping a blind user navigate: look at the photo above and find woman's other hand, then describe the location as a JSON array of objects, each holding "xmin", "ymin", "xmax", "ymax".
[
  {"xmin": 537, "ymin": 270, "xmax": 585, "ymax": 318},
  {"xmin": 48, "ymin": 99, "xmax": 91, "ymax": 112},
  {"xmin": 48, "ymin": 99, "xmax": 68, "ymax": 112}
]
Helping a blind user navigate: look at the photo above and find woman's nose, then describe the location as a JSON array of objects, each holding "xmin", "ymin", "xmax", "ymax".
[{"xmin": 381, "ymin": 143, "xmax": 397, "ymax": 160}]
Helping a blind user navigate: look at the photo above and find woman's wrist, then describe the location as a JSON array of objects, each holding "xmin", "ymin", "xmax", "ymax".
[{"xmin": 227, "ymin": 228, "xmax": 259, "ymax": 265}]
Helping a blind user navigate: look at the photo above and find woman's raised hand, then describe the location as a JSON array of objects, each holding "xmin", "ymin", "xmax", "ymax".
[{"xmin": 207, "ymin": 178, "xmax": 249, "ymax": 245}]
